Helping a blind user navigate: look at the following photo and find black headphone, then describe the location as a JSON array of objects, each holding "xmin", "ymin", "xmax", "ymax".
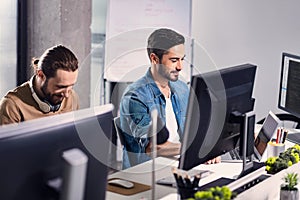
[{"xmin": 29, "ymin": 76, "xmax": 61, "ymax": 113}]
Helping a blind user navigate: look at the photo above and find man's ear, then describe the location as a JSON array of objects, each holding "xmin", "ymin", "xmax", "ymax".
[
  {"xmin": 36, "ymin": 69, "xmax": 46, "ymax": 81},
  {"xmin": 150, "ymin": 53, "xmax": 159, "ymax": 64}
]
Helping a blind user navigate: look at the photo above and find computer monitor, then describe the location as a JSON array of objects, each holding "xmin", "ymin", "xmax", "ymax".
[
  {"xmin": 179, "ymin": 64, "xmax": 257, "ymax": 171},
  {"xmin": 278, "ymin": 52, "xmax": 300, "ymax": 118},
  {"xmin": 0, "ymin": 104, "xmax": 114, "ymax": 200}
]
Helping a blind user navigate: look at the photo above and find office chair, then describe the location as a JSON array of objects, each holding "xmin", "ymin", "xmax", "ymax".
[{"xmin": 257, "ymin": 113, "xmax": 300, "ymax": 129}]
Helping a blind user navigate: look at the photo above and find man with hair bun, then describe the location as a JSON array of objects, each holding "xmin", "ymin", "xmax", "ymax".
[{"xmin": 0, "ymin": 45, "xmax": 79, "ymax": 125}]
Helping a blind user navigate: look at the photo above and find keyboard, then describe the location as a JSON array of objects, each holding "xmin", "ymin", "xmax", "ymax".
[
  {"xmin": 229, "ymin": 147, "xmax": 242, "ymax": 160},
  {"xmin": 286, "ymin": 133, "xmax": 300, "ymax": 144}
]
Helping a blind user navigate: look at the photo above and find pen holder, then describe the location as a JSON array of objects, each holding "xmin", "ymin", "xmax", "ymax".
[
  {"xmin": 172, "ymin": 168, "xmax": 201, "ymax": 199},
  {"xmin": 267, "ymin": 142, "xmax": 285, "ymax": 158},
  {"xmin": 177, "ymin": 186, "xmax": 198, "ymax": 199}
]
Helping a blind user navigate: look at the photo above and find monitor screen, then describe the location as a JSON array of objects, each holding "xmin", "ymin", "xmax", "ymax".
[
  {"xmin": 179, "ymin": 64, "xmax": 257, "ymax": 170},
  {"xmin": 0, "ymin": 104, "xmax": 114, "ymax": 200},
  {"xmin": 278, "ymin": 52, "xmax": 300, "ymax": 117}
]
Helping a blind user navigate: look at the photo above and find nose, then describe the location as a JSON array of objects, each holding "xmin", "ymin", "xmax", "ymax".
[
  {"xmin": 176, "ymin": 60, "xmax": 183, "ymax": 71},
  {"xmin": 63, "ymin": 91, "xmax": 69, "ymax": 98},
  {"xmin": 62, "ymin": 86, "xmax": 72, "ymax": 98}
]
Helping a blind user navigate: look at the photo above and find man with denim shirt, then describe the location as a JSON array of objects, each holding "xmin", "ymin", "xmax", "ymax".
[
  {"xmin": 119, "ymin": 28, "xmax": 189, "ymax": 169},
  {"xmin": 120, "ymin": 28, "xmax": 222, "ymax": 169}
]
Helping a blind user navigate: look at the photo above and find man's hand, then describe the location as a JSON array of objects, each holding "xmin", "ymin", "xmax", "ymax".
[
  {"xmin": 146, "ymin": 141, "xmax": 181, "ymax": 157},
  {"xmin": 205, "ymin": 156, "xmax": 221, "ymax": 164}
]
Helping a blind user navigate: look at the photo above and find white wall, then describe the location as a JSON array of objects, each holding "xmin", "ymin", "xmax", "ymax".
[
  {"xmin": 0, "ymin": 1, "xmax": 17, "ymax": 98},
  {"xmin": 192, "ymin": 0, "xmax": 300, "ymax": 120},
  {"xmin": 91, "ymin": 0, "xmax": 107, "ymax": 34}
]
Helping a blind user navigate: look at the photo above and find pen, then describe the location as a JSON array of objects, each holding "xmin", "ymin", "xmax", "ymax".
[
  {"xmin": 280, "ymin": 128, "xmax": 285, "ymax": 143},
  {"xmin": 172, "ymin": 168, "xmax": 178, "ymax": 183},
  {"xmin": 276, "ymin": 128, "xmax": 280, "ymax": 144},
  {"xmin": 184, "ymin": 174, "xmax": 192, "ymax": 188},
  {"xmin": 282, "ymin": 130, "xmax": 288, "ymax": 143},
  {"xmin": 172, "ymin": 169, "xmax": 184, "ymax": 187},
  {"xmin": 281, "ymin": 128, "xmax": 285, "ymax": 143},
  {"xmin": 192, "ymin": 174, "xmax": 201, "ymax": 188},
  {"xmin": 172, "ymin": 168, "xmax": 178, "ymax": 179},
  {"xmin": 177, "ymin": 174, "xmax": 185, "ymax": 187}
]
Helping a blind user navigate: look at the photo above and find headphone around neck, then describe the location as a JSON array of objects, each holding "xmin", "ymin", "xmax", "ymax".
[{"xmin": 29, "ymin": 76, "xmax": 61, "ymax": 113}]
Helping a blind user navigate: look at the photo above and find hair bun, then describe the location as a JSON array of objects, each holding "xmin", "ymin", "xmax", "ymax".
[{"xmin": 33, "ymin": 59, "xmax": 39, "ymax": 65}]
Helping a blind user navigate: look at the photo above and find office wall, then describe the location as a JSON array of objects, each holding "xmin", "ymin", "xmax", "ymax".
[
  {"xmin": 192, "ymin": 0, "xmax": 300, "ymax": 120},
  {"xmin": 27, "ymin": 0, "xmax": 92, "ymax": 108},
  {"xmin": 0, "ymin": 1, "xmax": 17, "ymax": 98}
]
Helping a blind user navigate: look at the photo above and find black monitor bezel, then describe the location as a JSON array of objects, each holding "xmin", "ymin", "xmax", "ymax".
[
  {"xmin": 278, "ymin": 52, "xmax": 300, "ymax": 118},
  {"xmin": 0, "ymin": 104, "xmax": 114, "ymax": 200},
  {"xmin": 179, "ymin": 64, "xmax": 257, "ymax": 170}
]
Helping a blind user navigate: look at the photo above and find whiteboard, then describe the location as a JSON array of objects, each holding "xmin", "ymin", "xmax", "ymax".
[{"xmin": 104, "ymin": 0, "xmax": 192, "ymax": 82}]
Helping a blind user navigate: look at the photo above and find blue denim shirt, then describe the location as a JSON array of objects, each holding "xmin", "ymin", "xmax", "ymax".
[{"xmin": 119, "ymin": 69, "xmax": 189, "ymax": 169}]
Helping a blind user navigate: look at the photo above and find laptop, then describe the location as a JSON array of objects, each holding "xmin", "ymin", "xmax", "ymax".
[{"xmin": 253, "ymin": 111, "xmax": 281, "ymax": 160}]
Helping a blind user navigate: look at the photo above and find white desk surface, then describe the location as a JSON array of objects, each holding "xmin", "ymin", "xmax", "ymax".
[
  {"xmin": 106, "ymin": 128, "xmax": 300, "ymax": 200},
  {"xmin": 106, "ymin": 156, "xmax": 300, "ymax": 200},
  {"xmin": 106, "ymin": 157, "xmax": 178, "ymax": 200},
  {"xmin": 106, "ymin": 157, "xmax": 247, "ymax": 200}
]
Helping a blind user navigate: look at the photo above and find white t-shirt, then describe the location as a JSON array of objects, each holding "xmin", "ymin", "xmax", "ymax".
[{"xmin": 165, "ymin": 96, "xmax": 180, "ymax": 143}]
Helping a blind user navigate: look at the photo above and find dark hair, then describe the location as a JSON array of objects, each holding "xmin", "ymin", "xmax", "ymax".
[
  {"xmin": 147, "ymin": 28, "xmax": 185, "ymax": 60},
  {"xmin": 32, "ymin": 45, "xmax": 78, "ymax": 78}
]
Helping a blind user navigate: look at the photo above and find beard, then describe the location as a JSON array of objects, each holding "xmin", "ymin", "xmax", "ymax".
[
  {"xmin": 158, "ymin": 64, "xmax": 180, "ymax": 82},
  {"xmin": 41, "ymin": 79, "xmax": 64, "ymax": 105}
]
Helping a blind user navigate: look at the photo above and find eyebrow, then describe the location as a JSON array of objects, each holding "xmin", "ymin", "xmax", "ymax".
[
  {"xmin": 56, "ymin": 83, "xmax": 75, "ymax": 89},
  {"xmin": 169, "ymin": 55, "xmax": 186, "ymax": 60}
]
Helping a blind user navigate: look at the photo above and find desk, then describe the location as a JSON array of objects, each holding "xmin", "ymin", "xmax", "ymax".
[
  {"xmin": 106, "ymin": 157, "xmax": 248, "ymax": 199},
  {"xmin": 230, "ymin": 160, "xmax": 300, "ymax": 199},
  {"xmin": 106, "ymin": 157, "xmax": 178, "ymax": 199},
  {"xmin": 106, "ymin": 156, "xmax": 300, "ymax": 200},
  {"xmin": 106, "ymin": 131, "xmax": 300, "ymax": 200}
]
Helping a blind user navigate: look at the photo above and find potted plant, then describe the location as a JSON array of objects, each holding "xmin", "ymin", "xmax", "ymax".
[
  {"xmin": 280, "ymin": 172, "xmax": 299, "ymax": 200},
  {"xmin": 188, "ymin": 186, "xmax": 236, "ymax": 200},
  {"xmin": 265, "ymin": 144, "xmax": 300, "ymax": 174}
]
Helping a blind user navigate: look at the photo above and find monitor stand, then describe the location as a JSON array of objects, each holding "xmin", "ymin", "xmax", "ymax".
[
  {"xmin": 238, "ymin": 156, "xmax": 265, "ymax": 179},
  {"xmin": 199, "ymin": 112, "xmax": 265, "ymax": 191},
  {"xmin": 46, "ymin": 148, "xmax": 88, "ymax": 200},
  {"xmin": 238, "ymin": 112, "xmax": 265, "ymax": 179}
]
